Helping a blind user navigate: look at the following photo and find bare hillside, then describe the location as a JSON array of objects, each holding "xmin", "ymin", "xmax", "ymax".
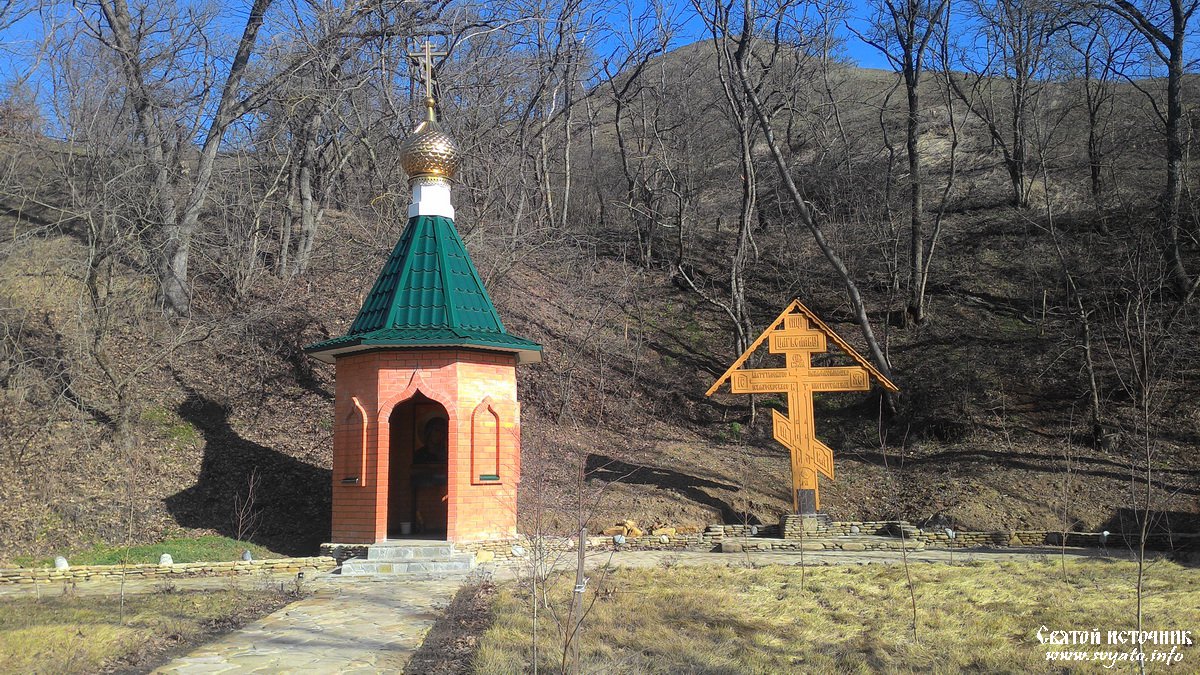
[{"xmin": 2, "ymin": 44, "xmax": 1199, "ymax": 561}]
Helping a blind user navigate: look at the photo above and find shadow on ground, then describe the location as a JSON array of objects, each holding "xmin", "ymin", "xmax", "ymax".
[
  {"xmin": 585, "ymin": 453, "xmax": 760, "ymax": 524},
  {"xmin": 165, "ymin": 393, "xmax": 330, "ymax": 556}
]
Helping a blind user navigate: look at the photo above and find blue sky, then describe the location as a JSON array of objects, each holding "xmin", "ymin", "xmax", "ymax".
[
  {"xmin": 0, "ymin": 0, "xmax": 894, "ymax": 90},
  {"xmin": 4, "ymin": 0, "xmax": 1180, "ymax": 101},
  {"xmin": 663, "ymin": 0, "xmax": 895, "ymax": 69}
]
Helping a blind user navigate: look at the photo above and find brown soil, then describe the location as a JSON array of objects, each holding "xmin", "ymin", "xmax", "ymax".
[{"xmin": 405, "ymin": 581, "xmax": 497, "ymax": 675}]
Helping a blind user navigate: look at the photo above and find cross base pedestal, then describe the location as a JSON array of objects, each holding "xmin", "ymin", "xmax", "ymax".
[{"xmin": 781, "ymin": 513, "xmax": 832, "ymax": 539}]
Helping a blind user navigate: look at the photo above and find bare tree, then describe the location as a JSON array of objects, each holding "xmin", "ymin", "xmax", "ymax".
[
  {"xmin": 1111, "ymin": 255, "xmax": 1173, "ymax": 668},
  {"xmin": 1096, "ymin": 0, "xmax": 1198, "ymax": 294},
  {"xmin": 859, "ymin": 0, "xmax": 948, "ymax": 324},
  {"xmin": 232, "ymin": 466, "xmax": 262, "ymax": 541},
  {"xmin": 75, "ymin": 0, "xmax": 441, "ymax": 315},
  {"xmin": 602, "ymin": 5, "xmax": 670, "ymax": 268},
  {"xmin": 948, "ymin": 0, "xmax": 1068, "ymax": 208},
  {"xmin": 713, "ymin": 0, "xmax": 898, "ymax": 389},
  {"xmin": 1062, "ymin": 13, "xmax": 1133, "ymax": 202},
  {"xmin": 680, "ymin": 0, "xmax": 768, "ymax": 356},
  {"xmin": 86, "ymin": 0, "xmax": 275, "ymax": 315}
]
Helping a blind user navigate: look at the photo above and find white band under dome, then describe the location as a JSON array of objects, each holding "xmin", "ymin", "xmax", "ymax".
[{"xmin": 408, "ymin": 177, "xmax": 455, "ymax": 219}]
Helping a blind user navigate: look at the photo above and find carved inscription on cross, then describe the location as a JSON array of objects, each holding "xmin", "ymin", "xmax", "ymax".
[
  {"xmin": 407, "ymin": 40, "xmax": 448, "ymax": 100},
  {"xmin": 707, "ymin": 300, "xmax": 899, "ymax": 514}
]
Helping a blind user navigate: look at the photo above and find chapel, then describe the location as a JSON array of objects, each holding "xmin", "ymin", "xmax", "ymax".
[{"xmin": 306, "ymin": 81, "xmax": 541, "ymax": 544}]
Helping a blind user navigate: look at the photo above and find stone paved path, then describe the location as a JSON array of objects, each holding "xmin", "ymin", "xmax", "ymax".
[{"xmin": 152, "ymin": 574, "xmax": 468, "ymax": 674}]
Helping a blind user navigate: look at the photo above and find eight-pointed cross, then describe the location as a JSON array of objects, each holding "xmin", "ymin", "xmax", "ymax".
[{"xmin": 707, "ymin": 300, "xmax": 899, "ymax": 514}]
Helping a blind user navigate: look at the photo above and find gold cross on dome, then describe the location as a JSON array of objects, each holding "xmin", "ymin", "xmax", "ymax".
[{"xmin": 407, "ymin": 40, "xmax": 448, "ymax": 100}]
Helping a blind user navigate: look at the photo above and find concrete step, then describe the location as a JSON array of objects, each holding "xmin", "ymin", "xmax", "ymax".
[
  {"xmin": 366, "ymin": 542, "xmax": 456, "ymax": 561},
  {"xmin": 334, "ymin": 540, "xmax": 476, "ymax": 577},
  {"xmin": 340, "ymin": 553, "xmax": 476, "ymax": 576}
]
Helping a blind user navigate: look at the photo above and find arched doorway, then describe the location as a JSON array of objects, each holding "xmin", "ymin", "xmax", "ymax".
[{"xmin": 387, "ymin": 394, "xmax": 449, "ymax": 538}]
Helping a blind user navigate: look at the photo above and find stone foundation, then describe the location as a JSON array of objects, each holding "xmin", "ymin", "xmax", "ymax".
[
  {"xmin": 780, "ymin": 514, "xmax": 833, "ymax": 537},
  {"xmin": 722, "ymin": 537, "xmax": 924, "ymax": 553},
  {"xmin": 436, "ymin": 521, "xmax": 1200, "ymax": 565},
  {"xmin": 321, "ymin": 543, "xmax": 370, "ymax": 564},
  {"xmin": 457, "ymin": 532, "xmax": 719, "ymax": 562}
]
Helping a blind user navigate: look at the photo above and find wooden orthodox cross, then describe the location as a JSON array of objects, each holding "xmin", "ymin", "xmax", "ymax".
[{"xmin": 706, "ymin": 300, "xmax": 899, "ymax": 514}]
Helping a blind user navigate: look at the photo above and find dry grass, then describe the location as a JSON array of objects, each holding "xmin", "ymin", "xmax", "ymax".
[
  {"xmin": 0, "ymin": 587, "xmax": 289, "ymax": 673},
  {"xmin": 475, "ymin": 559, "xmax": 1200, "ymax": 674}
]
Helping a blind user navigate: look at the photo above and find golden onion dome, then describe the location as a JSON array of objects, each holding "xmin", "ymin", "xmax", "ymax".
[{"xmin": 400, "ymin": 97, "xmax": 461, "ymax": 180}]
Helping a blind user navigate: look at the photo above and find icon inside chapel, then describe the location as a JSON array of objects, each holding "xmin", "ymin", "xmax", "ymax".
[{"xmin": 413, "ymin": 411, "xmax": 449, "ymax": 464}]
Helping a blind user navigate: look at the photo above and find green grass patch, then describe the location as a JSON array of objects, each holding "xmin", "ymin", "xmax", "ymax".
[
  {"xmin": 140, "ymin": 406, "xmax": 201, "ymax": 446},
  {"xmin": 476, "ymin": 559, "xmax": 1200, "ymax": 673},
  {"xmin": 0, "ymin": 588, "xmax": 290, "ymax": 674},
  {"xmin": 13, "ymin": 535, "xmax": 283, "ymax": 568}
]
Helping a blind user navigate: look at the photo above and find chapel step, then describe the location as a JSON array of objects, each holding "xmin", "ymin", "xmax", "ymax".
[
  {"xmin": 337, "ymin": 540, "xmax": 476, "ymax": 576},
  {"xmin": 339, "ymin": 554, "xmax": 476, "ymax": 576},
  {"xmin": 366, "ymin": 541, "xmax": 456, "ymax": 561}
]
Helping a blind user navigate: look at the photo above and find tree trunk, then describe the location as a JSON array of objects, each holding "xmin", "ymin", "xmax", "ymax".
[
  {"xmin": 1088, "ymin": 111, "xmax": 1103, "ymax": 197},
  {"xmin": 1010, "ymin": 84, "xmax": 1029, "ymax": 209},
  {"xmin": 159, "ymin": 225, "xmax": 191, "ymax": 314},
  {"xmin": 294, "ymin": 111, "xmax": 322, "ymax": 275},
  {"xmin": 1164, "ymin": 43, "xmax": 1189, "ymax": 293},
  {"xmin": 731, "ymin": 116, "xmax": 756, "ymax": 356},
  {"xmin": 905, "ymin": 67, "xmax": 925, "ymax": 324},
  {"xmin": 280, "ymin": 161, "xmax": 298, "ymax": 277}
]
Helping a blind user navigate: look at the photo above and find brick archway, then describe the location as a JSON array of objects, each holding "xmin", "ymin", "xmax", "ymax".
[{"xmin": 384, "ymin": 393, "xmax": 452, "ymax": 538}]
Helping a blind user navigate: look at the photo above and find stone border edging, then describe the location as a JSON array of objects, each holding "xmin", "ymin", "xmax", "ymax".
[
  {"xmin": 316, "ymin": 521, "xmax": 1200, "ymax": 566},
  {"xmin": 0, "ymin": 556, "xmax": 337, "ymax": 585}
]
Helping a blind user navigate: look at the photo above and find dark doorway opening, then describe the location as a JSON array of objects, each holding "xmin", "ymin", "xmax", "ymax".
[{"xmin": 388, "ymin": 394, "xmax": 450, "ymax": 538}]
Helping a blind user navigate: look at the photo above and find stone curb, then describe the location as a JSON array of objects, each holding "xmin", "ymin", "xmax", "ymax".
[
  {"xmin": 324, "ymin": 521, "xmax": 1198, "ymax": 565},
  {"xmin": 0, "ymin": 556, "xmax": 337, "ymax": 585}
]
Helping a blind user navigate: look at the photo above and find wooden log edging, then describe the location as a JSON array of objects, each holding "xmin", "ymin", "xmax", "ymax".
[{"xmin": 0, "ymin": 556, "xmax": 337, "ymax": 585}]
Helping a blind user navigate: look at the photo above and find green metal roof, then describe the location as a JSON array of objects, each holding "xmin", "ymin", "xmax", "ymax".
[{"xmin": 306, "ymin": 215, "xmax": 542, "ymax": 363}]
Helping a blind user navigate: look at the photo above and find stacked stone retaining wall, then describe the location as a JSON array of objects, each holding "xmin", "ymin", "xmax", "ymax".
[
  {"xmin": 0, "ymin": 556, "xmax": 335, "ymax": 585},
  {"xmin": 722, "ymin": 537, "xmax": 923, "ymax": 553},
  {"xmin": 319, "ymin": 521, "xmax": 1200, "ymax": 569},
  {"xmin": 320, "ymin": 544, "xmax": 370, "ymax": 564}
]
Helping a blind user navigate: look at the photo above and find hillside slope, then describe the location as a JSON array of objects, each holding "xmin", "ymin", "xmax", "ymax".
[{"xmin": 1, "ymin": 54, "xmax": 1199, "ymax": 561}]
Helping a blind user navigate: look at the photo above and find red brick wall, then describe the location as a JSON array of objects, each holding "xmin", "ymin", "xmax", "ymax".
[{"xmin": 330, "ymin": 349, "xmax": 522, "ymax": 543}]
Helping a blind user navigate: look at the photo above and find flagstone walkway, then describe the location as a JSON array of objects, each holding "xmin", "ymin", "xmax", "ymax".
[{"xmin": 152, "ymin": 574, "xmax": 469, "ymax": 674}]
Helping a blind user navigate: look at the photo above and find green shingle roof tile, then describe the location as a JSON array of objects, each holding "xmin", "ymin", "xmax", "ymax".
[{"xmin": 306, "ymin": 215, "xmax": 541, "ymax": 364}]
